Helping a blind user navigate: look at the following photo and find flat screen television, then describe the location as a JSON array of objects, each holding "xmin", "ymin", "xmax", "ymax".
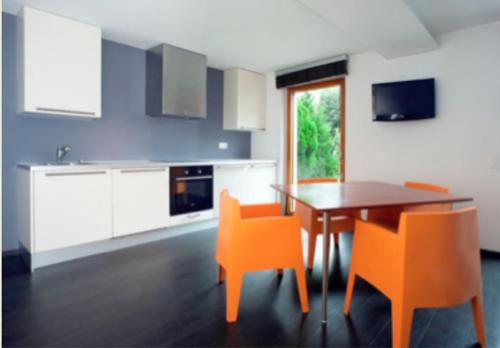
[{"xmin": 372, "ymin": 78, "xmax": 435, "ymax": 121}]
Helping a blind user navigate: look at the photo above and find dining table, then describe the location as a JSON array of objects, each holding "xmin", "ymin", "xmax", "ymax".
[{"xmin": 271, "ymin": 181, "xmax": 473, "ymax": 324}]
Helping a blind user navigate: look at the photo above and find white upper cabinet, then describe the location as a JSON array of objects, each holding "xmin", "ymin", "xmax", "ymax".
[
  {"xmin": 17, "ymin": 7, "xmax": 102, "ymax": 118},
  {"xmin": 223, "ymin": 68, "xmax": 266, "ymax": 131}
]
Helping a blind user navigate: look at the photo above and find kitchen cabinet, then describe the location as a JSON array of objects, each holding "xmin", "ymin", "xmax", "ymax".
[
  {"xmin": 214, "ymin": 162, "xmax": 277, "ymax": 215},
  {"xmin": 214, "ymin": 164, "xmax": 248, "ymax": 215},
  {"xmin": 17, "ymin": 160, "xmax": 277, "ymax": 270},
  {"xmin": 223, "ymin": 68, "xmax": 266, "ymax": 131},
  {"xmin": 243, "ymin": 163, "xmax": 277, "ymax": 204},
  {"xmin": 17, "ymin": 7, "xmax": 101, "ymax": 118},
  {"xmin": 112, "ymin": 168, "xmax": 170, "ymax": 237},
  {"xmin": 32, "ymin": 170, "xmax": 112, "ymax": 252}
]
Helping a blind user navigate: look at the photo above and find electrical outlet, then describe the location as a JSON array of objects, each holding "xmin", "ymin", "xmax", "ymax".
[{"xmin": 219, "ymin": 142, "xmax": 228, "ymax": 150}]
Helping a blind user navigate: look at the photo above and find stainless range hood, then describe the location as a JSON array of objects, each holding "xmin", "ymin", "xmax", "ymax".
[{"xmin": 146, "ymin": 44, "xmax": 207, "ymax": 118}]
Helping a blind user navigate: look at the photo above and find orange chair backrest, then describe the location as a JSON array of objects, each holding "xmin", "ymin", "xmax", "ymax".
[
  {"xmin": 404, "ymin": 181, "xmax": 451, "ymax": 212},
  {"xmin": 400, "ymin": 207, "xmax": 481, "ymax": 307},
  {"xmin": 405, "ymin": 181, "xmax": 449, "ymax": 194},
  {"xmin": 216, "ymin": 190, "xmax": 241, "ymax": 267},
  {"xmin": 298, "ymin": 178, "xmax": 338, "ymax": 184}
]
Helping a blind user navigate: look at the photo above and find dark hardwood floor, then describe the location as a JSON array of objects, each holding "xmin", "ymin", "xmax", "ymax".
[{"xmin": 3, "ymin": 229, "xmax": 499, "ymax": 347}]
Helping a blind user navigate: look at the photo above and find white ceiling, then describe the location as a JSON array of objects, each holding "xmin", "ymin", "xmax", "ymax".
[
  {"xmin": 3, "ymin": 0, "xmax": 500, "ymax": 73},
  {"xmin": 405, "ymin": 0, "xmax": 500, "ymax": 36}
]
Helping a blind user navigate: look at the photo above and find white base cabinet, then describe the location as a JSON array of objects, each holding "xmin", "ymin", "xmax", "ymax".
[
  {"xmin": 33, "ymin": 170, "xmax": 112, "ymax": 252},
  {"xmin": 244, "ymin": 163, "xmax": 278, "ymax": 204},
  {"xmin": 17, "ymin": 160, "xmax": 277, "ymax": 270},
  {"xmin": 112, "ymin": 168, "xmax": 170, "ymax": 237},
  {"xmin": 214, "ymin": 162, "xmax": 277, "ymax": 215}
]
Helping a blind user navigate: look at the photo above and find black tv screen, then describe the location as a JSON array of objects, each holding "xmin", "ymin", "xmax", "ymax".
[{"xmin": 372, "ymin": 78, "xmax": 435, "ymax": 121}]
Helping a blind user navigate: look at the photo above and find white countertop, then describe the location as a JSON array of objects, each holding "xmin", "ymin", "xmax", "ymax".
[{"xmin": 18, "ymin": 159, "xmax": 277, "ymax": 172}]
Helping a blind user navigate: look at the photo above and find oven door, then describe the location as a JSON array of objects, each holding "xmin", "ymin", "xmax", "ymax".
[{"xmin": 170, "ymin": 166, "xmax": 213, "ymax": 216}]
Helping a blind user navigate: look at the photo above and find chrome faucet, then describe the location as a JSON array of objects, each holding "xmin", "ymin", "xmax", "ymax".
[{"xmin": 56, "ymin": 144, "xmax": 71, "ymax": 164}]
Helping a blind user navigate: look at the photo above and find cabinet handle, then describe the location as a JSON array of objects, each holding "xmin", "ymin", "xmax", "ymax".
[
  {"xmin": 215, "ymin": 164, "xmax": 249, "ymax": 169},
  {"xmin": 45, "ymin": 171, "xmax": 107, "ymax": 177},
  {"xmin": 239, "ymin": 126, "xmax": 265, "ymax": 131},
  {"xmin": 120, "ymin": 168, "xmax": 166, "ymax": 174},
  {"xmin": 251, "ymin": 164, "xmax": 276, "ymax": 168},
  {"xmin": 36, "ymin": 107, "xmax": 96, "ymax": 116}
]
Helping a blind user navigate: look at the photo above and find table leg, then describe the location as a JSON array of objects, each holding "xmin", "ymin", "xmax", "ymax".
[
  {"xmin": 322, "ymin": 211, "xmax": 330, "ymax": 324},
  {"xmin": 280, "ymin": 193, "xmax": 289, "ymax": 215},
  {"xmin": 276, "ymin": 193, "xmax": 289, "ymax": 276}
]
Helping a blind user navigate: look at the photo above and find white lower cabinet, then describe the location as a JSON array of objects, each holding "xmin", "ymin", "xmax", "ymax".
[
  {"xmin": 214, "ymin": 162, "xmax": 277, "ymax": 215},
  {"xmin": 214, "ymin": 164, "xmax": 248, "ymax": 215},
  {"xmin": 33, "ymin": 170, "xmax": 112, "ymax": 252},
  {"xmin": 112, "ymin": 168, "xmax": 170, "ymax": 237},
  {"xmin": 18, "ymin": 160, "xmax": 277, "ymax": 270},
  {"xmin": 243, "ymin": 163, "xmax": 277, "ymax": 204}
]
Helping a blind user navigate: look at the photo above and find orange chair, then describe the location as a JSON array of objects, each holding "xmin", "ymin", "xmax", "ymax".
[
  {"xmin": 215, "ymin": 190, "xmax": 309, "ymax": 322},
  {"xmin": 295, "ymin": 178, "xmax": 360, "ymax": 270},
  {"xmin": 344, "ymin": 208, "xmax": 486, "ymax": 348},
  {"xmin": 367, "ymin": 181, "xmax": 451, "ymax": 224}
]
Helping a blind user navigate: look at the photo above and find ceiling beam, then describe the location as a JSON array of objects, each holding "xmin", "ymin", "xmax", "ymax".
[{"xmin": 298, "ymin": 0, "xmax": 438, "ymax": 59}]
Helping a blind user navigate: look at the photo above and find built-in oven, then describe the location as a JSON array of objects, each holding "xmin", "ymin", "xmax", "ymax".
[{"xmin": 170, "ymin": 165, "xmax": 213, "ymax": 216}]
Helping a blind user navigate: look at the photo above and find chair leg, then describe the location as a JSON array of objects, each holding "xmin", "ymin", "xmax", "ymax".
[
  {"xmin": 307, "ymin": 232, "xmax": 318, "ymax": 270},
  {"xmin": 294, "ymin": 266, "xmax": 309, "ymax": 313},
  {"xmin": 471, "ymin": 295, "xmax": 487, "ymax": 347},
  {"xmin": 226, "ymin": 271, "xmax": 243, "ymax": 323},
  {"xmin": 333, "ymin": 233, "xmax": 340, "ymax": 246},
  {"xmin": 343, "ymin": 270, "xmax": 356, "ymax": 315},
  {"xmin": 217, "ymin": 265, "xmax": 226, "ymax": 284},
  {"xmin": 391, "ymin": 300, "xmax": 414, "ymax": 348}
]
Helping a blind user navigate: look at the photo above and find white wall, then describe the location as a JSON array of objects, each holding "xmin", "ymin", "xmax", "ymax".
[
  {"xmin": 253, "ymin": 19, "xmax": 500, "ymax": 252},
  {"xmin": 252, "ymin": 73, "xmax": 286, "ymax": 184},
  {"xmin": 347, "ymin": 20, "xmax": 500, "ymax": 252}
]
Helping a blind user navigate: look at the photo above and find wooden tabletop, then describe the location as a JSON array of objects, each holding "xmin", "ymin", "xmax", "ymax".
[{"xmin": 272, "ymin": 181, "xmax": 472, "ymax": 212}]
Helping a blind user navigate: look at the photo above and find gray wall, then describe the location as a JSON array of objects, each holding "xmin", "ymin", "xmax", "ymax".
[{"xmin": 2, "ymin": 12, "xmax": 251, "ymax": 251}]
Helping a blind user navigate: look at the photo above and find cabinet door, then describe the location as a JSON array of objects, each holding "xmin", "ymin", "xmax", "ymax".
[
  {"xmin": 33, "ymin": 170, "xmax": 112, "ymax": 252},
  {"xmin": 213, "ymin": 164, "xmax": 249, "ymax": 216},
  {"xmin": 238, "ymin": 70, "xmax": 266, "ymax": 130},
  {"xmin": 112, "ymin": 168, "xmax": 170, "ymax": 237},
  {"xmin": 244, "ymin": 164, "xmax": 277, "ymax": 204},
  {"xmin": 223, "ymin": 69, "xmax": 266, "ymax": 131},
  {"xmin": 20, "ymin": 7, "xmax": 101, "ymax": 117}
]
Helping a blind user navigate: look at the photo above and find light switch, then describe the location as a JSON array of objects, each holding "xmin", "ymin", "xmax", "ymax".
[{"xmin": 219, "ymin": 142, "xmax": 228, "ymax": 150}]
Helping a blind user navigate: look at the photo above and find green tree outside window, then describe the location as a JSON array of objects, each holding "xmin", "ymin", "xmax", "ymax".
[{"xmin": 296, "ymin": 87, "xmax": 341, "ymax": 179}]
